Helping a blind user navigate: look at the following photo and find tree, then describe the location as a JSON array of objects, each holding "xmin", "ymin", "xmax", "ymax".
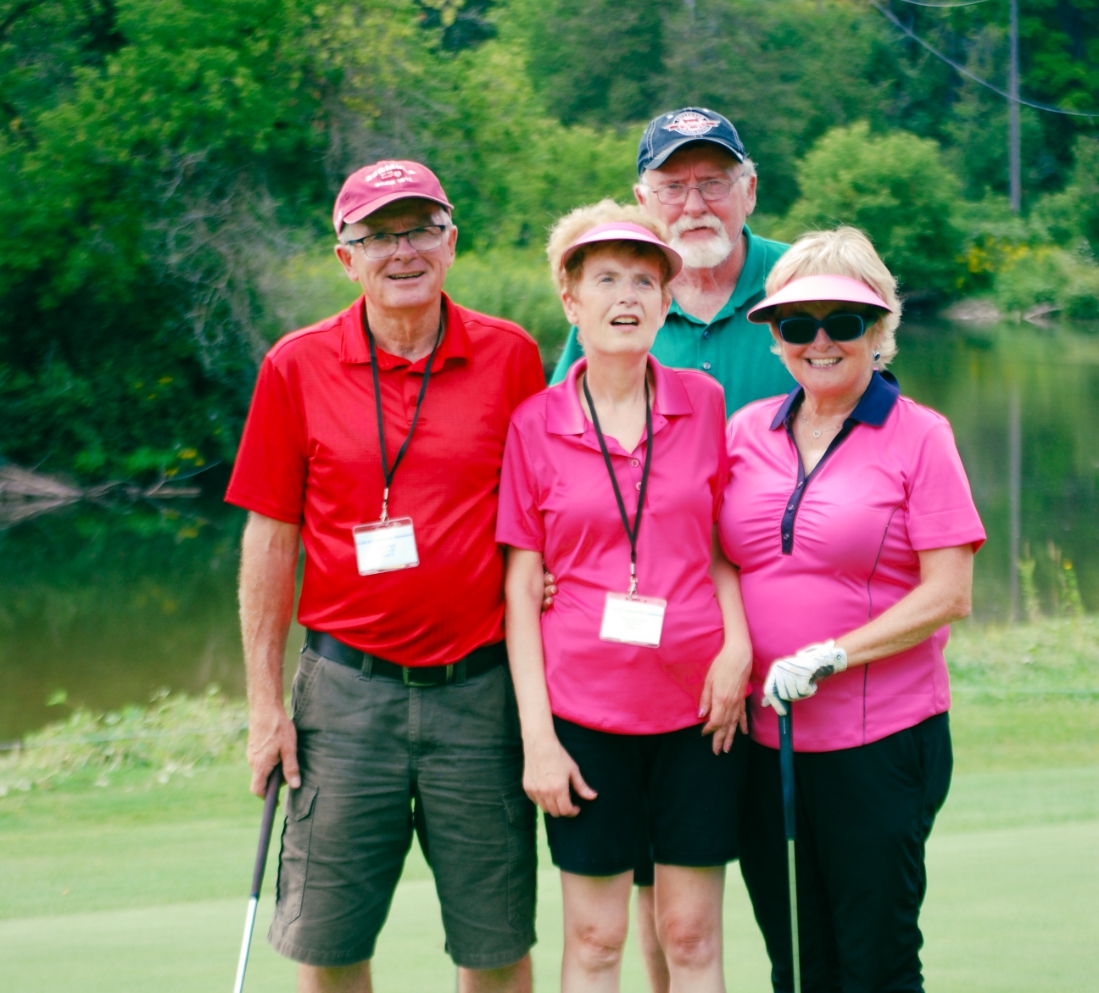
[
  {"xmin": 507, "ymin": 0, "xmax": 666, "ymax": 128},
  {"xmin": 778, "ymin": 122, "xmax": 965, "ymax": 297}
]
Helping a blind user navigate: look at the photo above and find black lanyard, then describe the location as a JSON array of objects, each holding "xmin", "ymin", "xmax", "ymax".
[
  {"xmin": 366, "ymin": 314, "xmax": 443, "ymax": 521},
  {"xmin": 582, "ymin": 373, "xmax": 654, "ymax": 597}
]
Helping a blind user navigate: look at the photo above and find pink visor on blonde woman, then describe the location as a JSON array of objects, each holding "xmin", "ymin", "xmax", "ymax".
[
  {"xmin": 747, "ymin": 274, "xmax": 894, "ymax": 324},
  {"xmin": 561, "ymin": 222, "xmax": 683, "ymax": 279}
]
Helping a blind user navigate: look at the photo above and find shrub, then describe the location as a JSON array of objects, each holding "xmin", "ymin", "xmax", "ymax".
[
  {"xmin": 0, "ymin": 686, "xmax": 247, "ymax": 795},
  {"xmin": 777, "ymin": 123, "xmax": 965, "ymax": 299},
  {"xmin": 445, "ymin": 249, "xmax": 569, "ymax": 355}
]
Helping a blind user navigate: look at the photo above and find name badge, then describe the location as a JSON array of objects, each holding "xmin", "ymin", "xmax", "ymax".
[
  {"xmin": 599, "ymin": 592, "xmax": 667, "ymax": 648},
  {"xmin": 353, "ymin": 518, "xmax": 419, "ymax": 575}
]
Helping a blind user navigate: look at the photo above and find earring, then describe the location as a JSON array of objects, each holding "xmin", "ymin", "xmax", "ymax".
[{"xmin": 873, "ymin": 351, "xmax": 881, "ymax": 361}]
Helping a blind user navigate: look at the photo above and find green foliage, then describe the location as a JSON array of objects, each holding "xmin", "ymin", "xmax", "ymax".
[
  {"xmin": 1, "ymin": 0, "xmax": 1097, "ymax": 479},
  {"xmin": 509, "ymin": 0, "xmax": 666, "ymax": 128},
  {"xmin": 658, "ymin": 0, "xmax": 903, "ymax": 216},
  {"xmin": 1035, "ymin": 136, "xmax": 1099, "ymax": 254},
  {"xmin": 0, "ymin": 686, "xmax": 247, "ymax": 795},
  {"xmin": 446, "ymin": 249, "xmax": 568, "ymax": 354},
  {"xmin": 777, "ymin": 122, "xmax": 966, "ymax": 297}
]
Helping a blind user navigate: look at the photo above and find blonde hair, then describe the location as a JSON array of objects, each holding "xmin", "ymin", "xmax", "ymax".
[
  {"xmin": 546, "ymin": 199, "xmax": 673, "ymax": 296},
  {"xmin": 766, "ymin": 226, "xmax": 901, "ymax": 367}
]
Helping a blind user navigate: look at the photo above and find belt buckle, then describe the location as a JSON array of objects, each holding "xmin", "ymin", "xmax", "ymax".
[{"xmin": 402, "ymin": 664, "xmax": 454, "ymax": 688}]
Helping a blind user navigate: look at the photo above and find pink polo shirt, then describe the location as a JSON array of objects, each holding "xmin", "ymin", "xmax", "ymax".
[
  {"xmin": 719, "ymin": 372, "xmax": 985, "ymax": 752},
  {"xmin": 497, "ymin": 357, "xmax": 728, "ymax": 735}
]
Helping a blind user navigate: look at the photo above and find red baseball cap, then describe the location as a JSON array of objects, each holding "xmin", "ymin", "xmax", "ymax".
[{"xmin": 332, "ymin": 160, "xmax": 453, "ymax": 234}]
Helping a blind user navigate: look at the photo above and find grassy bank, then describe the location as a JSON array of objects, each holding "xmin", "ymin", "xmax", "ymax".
[{"xmin": 1, "ymin": 617, "xmax": 1097, "ymax": 991}]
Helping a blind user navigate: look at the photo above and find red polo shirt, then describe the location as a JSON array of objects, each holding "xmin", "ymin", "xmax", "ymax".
[{"xmin": 226, "ymin": 293, "xmax": 545, "ymax": 666}]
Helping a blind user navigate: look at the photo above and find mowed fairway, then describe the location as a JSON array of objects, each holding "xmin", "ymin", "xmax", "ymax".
[{"xmin": 2, "ymin": 639, "xmax": 1098, "ymax": 991}]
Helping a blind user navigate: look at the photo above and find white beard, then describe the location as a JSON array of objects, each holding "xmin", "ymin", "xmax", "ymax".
[{"xmin": 669, "ymin": 216, "xmax": 735, "ymax": 270}]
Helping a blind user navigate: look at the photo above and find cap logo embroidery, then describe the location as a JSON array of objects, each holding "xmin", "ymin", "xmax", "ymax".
[
  {"xmin": 361, "ymin": 162, "xmax": 417, "ymax": 188},
  {"xmin": 664, "ymin": 111, "xmax": 720, "ymax": 136}
]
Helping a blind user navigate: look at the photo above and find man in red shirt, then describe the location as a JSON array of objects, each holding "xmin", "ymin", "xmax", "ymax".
[{"xmin": 227, "ymin": 160, "xmax": 545, "ymax": 993}]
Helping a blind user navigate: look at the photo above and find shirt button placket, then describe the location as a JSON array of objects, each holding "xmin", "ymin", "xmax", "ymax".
[{"xmin": 700, "ymin": 326, "xmax": 713, "ymax": 374}]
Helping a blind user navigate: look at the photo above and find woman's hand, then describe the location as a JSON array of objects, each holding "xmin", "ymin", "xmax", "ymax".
[
  {"xmin": 522, "ymin": 733, "xmax": 597, "ymax": 817},
  {"xmin": 542, "ymin": 569, "xmax": 557, "ymax": 612},
  {"xmin": 762, "ymin": 641, "xmax": 848, "ymax": 715},
  {"xmin": 699, "ymin": 646, "xmax": 752, "ymax": 755}
]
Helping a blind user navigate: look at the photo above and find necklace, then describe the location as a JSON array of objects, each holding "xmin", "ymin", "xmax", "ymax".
[{"xmin": 800, "ymin": 409, "xmax": 846, "ymax": 440}]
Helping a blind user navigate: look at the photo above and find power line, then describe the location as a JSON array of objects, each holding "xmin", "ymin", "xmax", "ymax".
[
  {"xmin": 870, "ymin": 1, "xmax": 1099, "ymax": 118},
  {"xmin": 893, "ymin": 0, "xmax": 995, "ymax": 8}
]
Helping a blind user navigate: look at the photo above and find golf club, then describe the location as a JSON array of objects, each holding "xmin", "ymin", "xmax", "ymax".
[
  {"xmin": 778, "ymin": 710, "xmax": 802, "ymax": 993},
  {"xmin": 232, "ymin": 763, "xmax": 284, "ymax": 993}
]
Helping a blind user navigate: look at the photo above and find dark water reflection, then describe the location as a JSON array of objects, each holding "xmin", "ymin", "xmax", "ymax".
[{"xmin": 3, "ymin": 319, "xmax": 1098, "ymax": 741}]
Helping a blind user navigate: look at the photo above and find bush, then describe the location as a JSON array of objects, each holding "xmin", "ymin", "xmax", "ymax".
[
  {"xmin": 0, "ymin": 686, "xmax": 247, "ymax": 795},
  {"xmin": 776, "ymin": 122, "xmax": 966, "ymax": 298},
  {"xmin": 446, "ymin": 249, "xmax": 568, "ymax": 355},
  {"xmin": 1035, "ymin": 136, "xmax": 1099, "ymax": 255}
]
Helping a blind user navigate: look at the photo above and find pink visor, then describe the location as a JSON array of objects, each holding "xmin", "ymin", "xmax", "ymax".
[
  {"xmin": 561, "ymin": 222, "xmax": 683, "ymax": 279},
  {"xmin": 747, "ymin": 274, "xmax": 893, "ymax": 324}
]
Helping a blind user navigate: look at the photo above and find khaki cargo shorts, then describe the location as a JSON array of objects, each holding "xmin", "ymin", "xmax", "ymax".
[{"xmin": 268, "ymin": 646, "xmax": 537, "ymax": 970}]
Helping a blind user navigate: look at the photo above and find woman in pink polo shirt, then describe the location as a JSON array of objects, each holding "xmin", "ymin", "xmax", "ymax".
[
  {"xmin": 498, "ymin": 202, "xmax": 754, "ymax": 992},
  {"xmin": 719, "ymin": 227, "xmax": 985, "ymax": 993}
]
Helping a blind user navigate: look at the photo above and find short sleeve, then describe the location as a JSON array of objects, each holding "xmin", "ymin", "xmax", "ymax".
[
  {"xmin": 496, "ymin": 418, "xmax": 546, "ymax": 552},
  {"xmin": 514, "ymin": 340, "xmax": 547, "ymax": 409},
  {"xmin": 224, "ymin": 356, "xmax": 308, "ymax": 524},
  {"xmin": 905, "ymin": 420, "xmax": 986, "ymax": 552}
]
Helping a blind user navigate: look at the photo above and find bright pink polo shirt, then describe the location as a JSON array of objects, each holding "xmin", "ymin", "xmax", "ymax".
[
  {"xmin": 719, "ymin": 372, "xmax": 986, "ymax": 752},
  {"xmin": 497, "ymin": 357, "xmax": 728, "ymax": 735}
]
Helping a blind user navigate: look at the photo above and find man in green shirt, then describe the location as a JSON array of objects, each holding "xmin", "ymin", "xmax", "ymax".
[
  {"xmin": 546, "ymin": 108, "xmax": 792, "ymax": 993},
  {"xmin": 550, "ymin": 107, "xmax": 794, "ymax": 413}
]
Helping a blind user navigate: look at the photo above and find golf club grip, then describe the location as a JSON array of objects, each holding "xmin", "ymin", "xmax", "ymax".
[
  {"xmin": 778, "ymin": 711, "xmax": 796, "ymax": 841},
  {"xmin": 251, "ymin": 764, "xmax": 284, "ymax": 898}
]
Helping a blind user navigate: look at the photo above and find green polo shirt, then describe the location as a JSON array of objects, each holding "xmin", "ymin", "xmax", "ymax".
[{"xmin": 549, "ymin": 225, "xmax": 795, "ymax": 414}]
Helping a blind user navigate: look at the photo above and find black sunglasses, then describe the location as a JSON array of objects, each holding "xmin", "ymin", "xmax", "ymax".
[{"xmin": 776, "ymin": 312, "xmax": 870, "ymax": 345}]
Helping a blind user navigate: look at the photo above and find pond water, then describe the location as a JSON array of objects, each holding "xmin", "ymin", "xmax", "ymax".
[{"xmin": 3, "ymin": 318, "xmax": 1099, "ymax": 743}]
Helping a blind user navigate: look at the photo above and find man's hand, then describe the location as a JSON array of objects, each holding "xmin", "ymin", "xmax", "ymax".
[
  {"xmin": 541, "ymin": 569, "xmax": 557, "ymax": 612},
  {"xmin": 699, "ymin": 647, "xmax": 752, "ymax": 754},
  {"xmin": 247, "ymin": 703, "xmax": 301, "ymax": 796},
  {"xmin": 522, "ymin": 733, "xmax": 596, "ymax": 818},
  {"xmin": 762, "ymin": 641, "xmax": 848, "ymax": 716}
]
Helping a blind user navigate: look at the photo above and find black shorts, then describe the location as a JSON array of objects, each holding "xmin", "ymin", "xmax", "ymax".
[
  {"xmin": 739, "ymin": 713, "xmax": 952, "ymax": 993},
  {"xmin": 545, "ymin": 716, "xmax": 747, "ymax": 877}
]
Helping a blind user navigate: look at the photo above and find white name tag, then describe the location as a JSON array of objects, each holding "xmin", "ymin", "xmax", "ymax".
[
  {"xmin": 599, "ymin": 592, "xmax": 667, "ymax": 648},
  {"xmin": 353, "ymin": 518, "xmax": 419, "ymax": 575}
]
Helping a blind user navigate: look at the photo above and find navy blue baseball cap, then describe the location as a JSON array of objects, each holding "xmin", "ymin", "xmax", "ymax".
[{"xmin": 637, "ymin": 107, "xmax": 746, "ymax": 176}]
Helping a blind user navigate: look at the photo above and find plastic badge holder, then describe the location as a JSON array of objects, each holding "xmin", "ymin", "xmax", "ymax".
[
  {"xmin": 599, "ymin": 591, "xmax": 667, "ymax": 648},
  {"xmin": 353, "ymin": 518, "xmax": 419, "ymax": 576}
]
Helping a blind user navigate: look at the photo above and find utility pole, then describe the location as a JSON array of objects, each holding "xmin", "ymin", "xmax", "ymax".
[
  {"xmin": 1008, "ymin": 384, "xmax": 1022, "ymax": 622},
  {"xmin": 1008, "ymin": 0, "xmax": 1021, "ymax": 212}
]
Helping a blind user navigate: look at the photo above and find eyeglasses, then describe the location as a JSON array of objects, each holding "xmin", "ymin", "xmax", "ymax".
[
  {"xmin": 646, "ymin": 176, "xmax": 743, "ymax": 205},
  {"xmin": 344, "ymin": 224, "xmax": 449, "ymax": 259},
  {"xmin": 777, "ymin": 312, "xmax": 870, "ymax": 345}
]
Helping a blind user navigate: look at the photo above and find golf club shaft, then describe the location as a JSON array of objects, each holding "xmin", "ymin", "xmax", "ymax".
[
  {"xmin": 232, "ymin": 764, "xmax": 284, "ymax": 993},
  {"xmin": 778, "ymin": 711, "xmax": 802, "ymax": 993},
  {"xmin": 787, "ymin": 838, "xmax": 801, "ymax": 993}
]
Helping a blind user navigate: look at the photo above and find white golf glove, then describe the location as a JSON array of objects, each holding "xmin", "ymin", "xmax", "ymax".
[{"xmin": 762, "ymin": 641, "xmax": 848, "ymax": 716}]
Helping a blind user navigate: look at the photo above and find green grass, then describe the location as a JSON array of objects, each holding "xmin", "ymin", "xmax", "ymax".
[{"xmin": 1, "ymin": 617, "xmax": 1097, "ymax": 991}]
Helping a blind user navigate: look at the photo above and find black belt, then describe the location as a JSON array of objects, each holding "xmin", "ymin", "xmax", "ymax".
[{"xmin": 304, "ymin": 630, "xmax": 506, "ymax": 688}]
